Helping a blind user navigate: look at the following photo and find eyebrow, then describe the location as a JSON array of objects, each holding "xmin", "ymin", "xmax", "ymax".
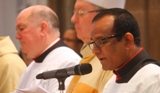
[
  {"xmin": 15, "ymin": 24, "xmax": 21, "ymax": 29},
  {"xmin": 74, "ymin": 6, "xmax": 86, "ymax": 10},
  {"xmin": 16, "ymin": 23, "xmax": 26, "ymax": 30}
]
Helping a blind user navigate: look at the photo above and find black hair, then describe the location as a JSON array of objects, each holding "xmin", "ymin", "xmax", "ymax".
[{"xmin": 93, "ymin": 8, "xmax": 141, "ymax": 46}]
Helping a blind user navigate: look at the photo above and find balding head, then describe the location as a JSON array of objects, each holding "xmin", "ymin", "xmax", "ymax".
[
  {"xmin": 15, "ymin": 5, "xmax": 60, "ymax": 58},
  {"xmin": 17, "ymin": 5, "xmax": 59, "ymax": 29}
]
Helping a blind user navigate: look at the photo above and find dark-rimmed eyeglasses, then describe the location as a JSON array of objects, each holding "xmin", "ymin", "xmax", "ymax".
[
  {"xmin": 88, "ymin": 35, "xmax": 120, "ymax": 50},
  {"xmin": 73, "ymin": 9, "xmax": 104, "ymax": 16}
]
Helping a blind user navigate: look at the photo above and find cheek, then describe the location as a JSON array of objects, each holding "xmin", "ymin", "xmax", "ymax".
[
  {"xmin": 24, "ymin": 31, "xmax": 39, "ymax": 47},
  {"xmin": 101, "ymin": 43, "xmax": 122, "ymax": 69},
  {"xmin": 76, "ymin": 28, "xmax": 83, "ymax": 39},
  {"xmin": 21, "ymin": 38, "xmax": 33, "ymax": 53},
  {"xmin": 111, "ymin": 44, "xmax": 127, "ymax": 68},
  {"xmin": 99, "ymin": 46, "xmax": 114, "ymax": 69},
  {"xmin": 103, "ymin": 43, "xmax": 116, "ymax": 57},
  {"xmin": 79, "ymin": 16, "xmax": 93, "ymax": 31},
  {"xmin": 79, "ymin": 21, "xmax": 92, "ymax": 39}
]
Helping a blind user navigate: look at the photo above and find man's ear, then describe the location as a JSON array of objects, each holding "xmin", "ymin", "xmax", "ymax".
[
  {"xmin": 40, "ymin": 21, "xmax": 48, "ymax": 36},
  {"xmin": 124, "ymin": 32, "xmax": 134, "ymax": 50}
]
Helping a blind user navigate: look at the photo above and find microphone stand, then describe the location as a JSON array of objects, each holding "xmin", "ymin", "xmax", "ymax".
[{"xmin": 57, "ymin": 77, "xmax": 67, "ymax": 93}]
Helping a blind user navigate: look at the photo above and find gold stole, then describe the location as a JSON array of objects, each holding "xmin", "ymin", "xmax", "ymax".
[{"xmin": 66, "ymin": 54, "xmax": 95, "ymax": 93}]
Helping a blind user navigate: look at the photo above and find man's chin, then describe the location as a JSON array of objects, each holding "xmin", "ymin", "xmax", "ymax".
[{"xmin": 102, "ymin": 65, "xmax": 111, "ymax": 71}]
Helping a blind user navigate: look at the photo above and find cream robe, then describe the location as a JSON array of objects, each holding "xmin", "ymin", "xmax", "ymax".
[{"xmin": 0, "ymin": 36, "xmax": 26, "ymax": 93}]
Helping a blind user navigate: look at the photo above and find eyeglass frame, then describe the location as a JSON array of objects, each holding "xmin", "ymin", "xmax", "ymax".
[
  {"xmin": 73, "ymin": 9, "xmax": 105, "ymax": 16},
  {"xmin": 88, "ymin": 34, "xmax": 120, "ymax": 50}
]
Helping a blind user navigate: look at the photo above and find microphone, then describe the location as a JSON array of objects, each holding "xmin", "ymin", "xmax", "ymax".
[{"xmin": 36, "ymin": 63, "xmax": 92, "ymax": 79}]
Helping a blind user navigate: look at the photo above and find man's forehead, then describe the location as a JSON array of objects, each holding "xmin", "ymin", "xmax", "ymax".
[
  {"xmin": 90, "ymin": 29, "xmax": 104, "ymax": 40},
  {"xmin": 94, "ymin": 15, "xmax": 114, "ymax": 25},
  {"xmin": 92, "ymin": 16, "xmax": 114, "ymax": 33}
]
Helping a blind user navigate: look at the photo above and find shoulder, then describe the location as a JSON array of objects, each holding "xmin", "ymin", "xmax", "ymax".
[
  {"xmin": 130, "ymin": 63, "xmax": 160, "ymax": 84},
  {"xmin": 51, "ymin": 46, "xmax": 81, "ymax": 59},
  {"xmin": 139, "ymin": 64, "xmax": 160, "ymax": 75},
  {"xmin": 43, "ymin": 47, "xmax": 81, "ymax": 67}
]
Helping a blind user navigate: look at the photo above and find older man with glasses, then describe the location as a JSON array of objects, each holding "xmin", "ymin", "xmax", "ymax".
[{"xmin": 66, "ymin": 0, "xmax": 126, "ymax": 93}]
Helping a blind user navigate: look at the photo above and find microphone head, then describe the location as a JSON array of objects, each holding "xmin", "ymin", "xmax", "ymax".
[
  {"xmin": 36, "ymin": 73, "xmax": 43, "ymax": 79},
  {"xmin": 74, "ymin": 63, "xmax": 92, "ymax": 75}
]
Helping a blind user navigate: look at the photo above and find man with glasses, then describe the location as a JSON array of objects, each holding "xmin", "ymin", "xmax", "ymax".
[
  {"xmin": 89, "ymin": 8, "xmax": 160, "ymax": 93},
  {"xmin": 66, "ymin": 0, "xmax": 126, "ymax": 93}
]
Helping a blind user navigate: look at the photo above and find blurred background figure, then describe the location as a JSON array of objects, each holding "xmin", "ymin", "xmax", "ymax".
[
  {"xmin": 63, "ymin": 28, "xmax": 83, "ymax": 57},
  {"xmin": 19, "ymin": 49, "xmax": 33, "ymax": 66},
  {"xmin": 0, "ymin": 36, "xmax": 26, "ymax": 93}
]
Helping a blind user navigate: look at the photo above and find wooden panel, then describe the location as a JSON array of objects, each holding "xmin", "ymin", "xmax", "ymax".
[
  {"xmin": 126, "ymin": 0, "xmax": 160, "ymax": 61},
  {"xmin": 147, "ymin": 0, "xmax": 160, "ymax": 61},
  {"xmin": 125, "ymin": 0, "xmax": 148, "ymax": 49},
  {"xmin": 48, "ymin": 0, "xmax": 75, "ymax": 37}
]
